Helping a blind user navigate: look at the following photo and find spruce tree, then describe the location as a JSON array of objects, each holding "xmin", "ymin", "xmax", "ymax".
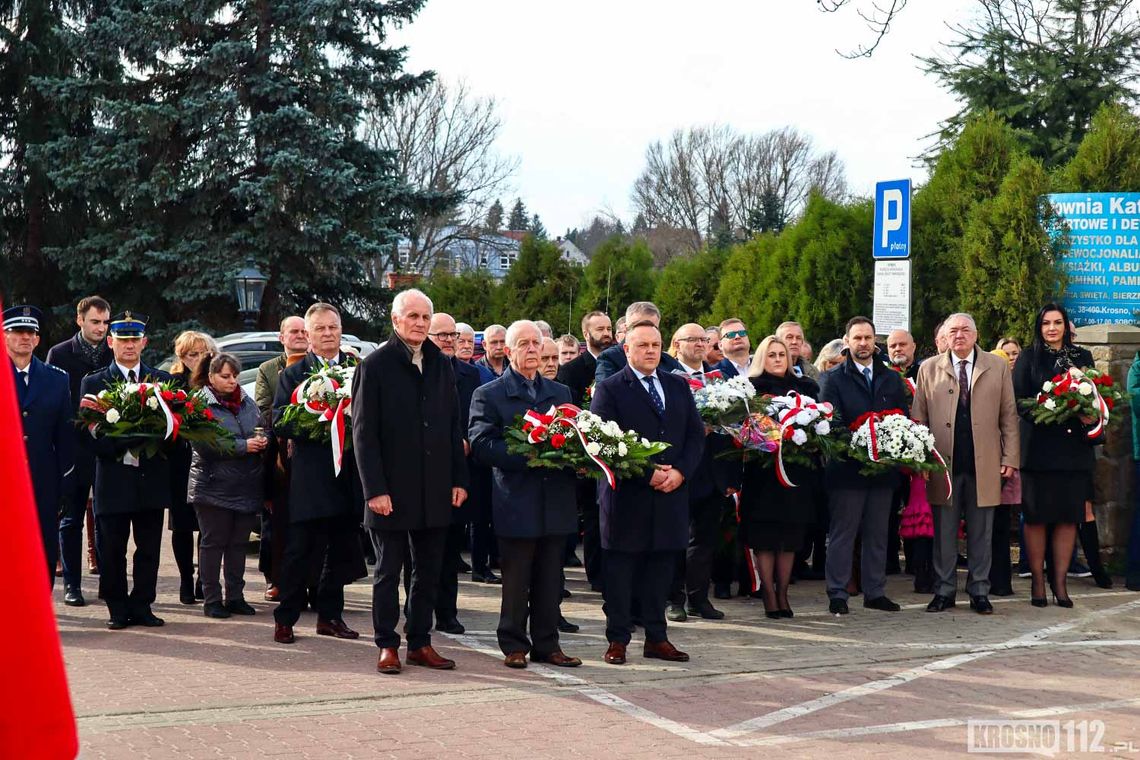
[
  {"xmin": 507, "ymin": 198, "xmax": 528, "ymax": 231},
  {"xmin": 529, "ymin": 213, "xmax": 547, "ymax": 240},
  {"xmin": 485, "ymin": 199, "xmax": 504, "ymax": 231}
]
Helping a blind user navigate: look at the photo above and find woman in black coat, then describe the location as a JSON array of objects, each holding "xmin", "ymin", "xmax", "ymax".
[
  {"xmin": 739, "ymin": 335, "xmax": 820, "ymax": 619},
  {"xmin": 1012, "ymin": 303, "xmax": 1099, "ymax": 608}
]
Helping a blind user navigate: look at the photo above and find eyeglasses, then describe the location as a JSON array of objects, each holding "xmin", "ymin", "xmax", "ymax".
[
  {"xmin": 723, "ymin": 330, "xmax": 748, "ymax": 339},
  {"xmin": 677, "ymin": 337, "xmax": 711, "ymax": 344},
  {"xmin": 429, "ymin": 331, "xmax": 460, "ymax": 340}
]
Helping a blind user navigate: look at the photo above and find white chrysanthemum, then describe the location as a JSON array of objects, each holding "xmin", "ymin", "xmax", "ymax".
[
  {"xmin": 617, "ymin": 442, "xmax": 628, "ymax": 457},
  {"xmin": 124, "ymin": 383, "xmax": 139, "ymax": 394},
  {"xmin": 814, "ymin": 420, "xmax": 830, "ymax": 436},
  {"xmin": 146, "ymin": 396, "xmax": 159, "ymax": 410},
  {"xmin": 1042, "ymin": 381, "xmax": 1054, "ymax": 392},
  {"xmin": 1077, "ymin": 383, "xmax": 1093, "ymax": 396},
  {"xmin": 585, "ymin": 441, "xmax": 602, "ymax": 456},
  {"xmin": 791, "ymin": 428, "xmax": 808, "ymax": 446},
  {"xmin": 1043, "ymin": 398, "xmax": 1057, "ymax": 410},
  {"xmin": 105, "ymin": 408, "xmax": 121, "ymax": 424}
]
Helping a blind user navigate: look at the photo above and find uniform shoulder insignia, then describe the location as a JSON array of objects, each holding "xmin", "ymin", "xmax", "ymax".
[{"xmin": 47, "ymin": 363, "xmax": 67, "ymax": 375}]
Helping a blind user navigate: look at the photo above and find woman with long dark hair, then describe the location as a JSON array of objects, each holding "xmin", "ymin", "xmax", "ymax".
[{"xmin": 1012, "ymin": 303, "xmax": 1099, "ymax": 608}]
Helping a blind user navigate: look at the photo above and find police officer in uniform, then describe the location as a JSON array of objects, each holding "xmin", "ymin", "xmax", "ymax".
[
  {"xmin": 79, "ymin": 312, "xmax": 173, "ymax": 629},
  {"xmin": 5, "ymin": 306, "xmax": 74, "ymax": 584}
]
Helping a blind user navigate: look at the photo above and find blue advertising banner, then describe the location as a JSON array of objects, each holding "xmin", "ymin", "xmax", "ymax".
[{"xmin": 1050, "ymin": 192, "xmax": 1140, "ymax": 326}]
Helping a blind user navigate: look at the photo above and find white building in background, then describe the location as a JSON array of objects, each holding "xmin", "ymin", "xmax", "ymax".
[{"xmin": 390, "ymin": 228, "xmax": 588, "ymax": 282}]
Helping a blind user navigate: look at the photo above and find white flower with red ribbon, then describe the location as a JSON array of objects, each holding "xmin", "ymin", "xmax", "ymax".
[
  {"xmin": 1019, "ymin": 366, "xmax": 1124, "ymax": 438},
  {"xmin": 762, "ymin": 392, "xmax": 841, "ymax": 488},
  {"xmin": 848, "ymin": 410, "xmax": 950, "ymax": 495},
  {"xmin": 281, "ymin": 363, "xmax": 357, "ymax": 475}
]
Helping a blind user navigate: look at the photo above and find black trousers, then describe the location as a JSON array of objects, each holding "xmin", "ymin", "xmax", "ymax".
[
  {"xmin": 96, "ymin": 510, "xmax": 164, "ymax": 619},
  {"xmin": 371, "ymin": 527, "xmax": 446, "ymax": 650},
  {"xmin": 60, "ymin": 454, "xmax": 97, "ymax": 588},
  {"xmin": 468, "ymin": 466, "xmax": 497, "ymax": 573},
  {"xmin": 989, "ymin": 505, "xmax": 1013, "ymax": 593},
  {"xmin": 273, "ymin": 515, "xmax": 357, "ymax": 627},
  {"xmin": 497, "ymin": 534, "xmax": 566, "ymax": 657},
  {"xmin": 578, "ymin": 479, "xmax": 603, "ymax": 587},
  {"xmin": 435, "ymin": 522, "xmax": 468, "ymax": 624},
  {"xmin": 685, "ymin": 492, "xmax": 728, "ymax": 608},
  {"xmin": 886, "ymin": 503, "xmax": 902, "ymax": 573},
  {"xmin": 604, "ymin": 549, "xmax": 675, "ymax": 645}
]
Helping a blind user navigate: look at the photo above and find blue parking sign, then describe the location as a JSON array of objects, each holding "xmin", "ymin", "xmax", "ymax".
[{"xmin": 873, "ymin": 179, "xmax": 911, "ymax": 259}]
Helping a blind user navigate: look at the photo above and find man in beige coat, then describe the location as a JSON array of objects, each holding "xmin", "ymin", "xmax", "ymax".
[{"xmin": 912, "ymin": 313, "xmax": 1019, "ymax": 615}]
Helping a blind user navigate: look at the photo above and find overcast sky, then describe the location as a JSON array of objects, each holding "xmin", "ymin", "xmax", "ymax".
[{"xmin": 393, "ymin": 0, "xmax": 977, "ymax": 234}]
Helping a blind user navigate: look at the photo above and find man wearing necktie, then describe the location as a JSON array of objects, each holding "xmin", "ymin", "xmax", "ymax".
[
  {"xmin": 591, "ymin": 321, "xmax": 705, "ymax": 665},
  {"xmin": 5, "ymin": 305, "xmax": 74, "ymax": 585},
  {"xmin": 911, "ymin": 313, "xmax": 1019, "ymax": 615},
  {"xmin": 819, "ymin": 316, "xmax": 910, "ymax": 616},
  {"xmin": 79, "ymin": 311, "xmax": 173, "ymax": 629}
]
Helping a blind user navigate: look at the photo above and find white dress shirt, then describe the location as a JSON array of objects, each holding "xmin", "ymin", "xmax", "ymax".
[{"xmin": 632, "ymin": 367, "xmax": 666, "ymax": 411}]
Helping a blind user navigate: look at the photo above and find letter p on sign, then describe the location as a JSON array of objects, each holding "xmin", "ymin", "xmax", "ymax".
[{"xmin": 873, "ymin": 179, "xmax": 911, "ymax": 259}]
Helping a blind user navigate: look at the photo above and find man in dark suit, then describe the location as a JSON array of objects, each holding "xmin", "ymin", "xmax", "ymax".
[
  {"xmin": 885, "ymin": 328, "xmax": 930, "ymax": 589},
  {"xmin": 352, "ymin": 289, "xmax": 467, "ymax": 675},
  {"xmin": 271, "ymin": 303, "xmax": 367, "ymax": 645},
  {"xmin": 556, "ymin": 310, "xmax": 614, "ymax": 588},
  {"xmin": 591, "ymin": 320, "xmax": 705, "ymax": 665},
  {"xmin": 818, "ymin": 316, "xmax": 910, "ymax": 616},
  {"xmin": 6, "ymin": 306, "xmax": 74, "ymax": 585},
  {"xmin": 594, "ymin": 302, "xmax": 684, "ymax": 383},
  {"xmin": 46, "ymin": 295, "xmax": 112, "ymax": 606},
  {"xmin": 79, "ymin": 311, "xmax": 172, "ymax": 629},
  {"xmin": 713, "ymin": 317, "xmax": 752, "ymax": 378},
  {"xmin": 469, "ymin": 320, "xmax": 583, "ymax": 669},
  {"xmin": 426, "ymin": 311, "xmax": 484, "ymax": 635},
  {"xmin": 254, "ymin": 315, "xmax": 308, "ymax": 416}
]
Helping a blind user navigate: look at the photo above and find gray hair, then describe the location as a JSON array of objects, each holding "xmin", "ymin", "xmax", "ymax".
[
  {"xmin": 814, "ymin": 338, "xmax": 846, "ymax": 373},
  {"xmin": 944, "ymin": 312, "xmax": 978, "ymax": 331},
  {"xmin": 505, "ymin": 320, "xmax": 541, "ymax": 348},
  {"xmin": 534, "ymin": 319, "xmax": 553, "ymax": 338},
  {"xmin": 775, "ymin": 321, "xmax": 804, "ymax": 339},
  {"xmin": 483, "ymin": 323, "xmax": 507, "ymax": 337},
  {"xmin": 391, "ymin": 288, "xmax": 433, "ymax": 318},
  {"xmin": 625, "ymin": 301, "xmax": 660, "ymax": 321},
  {"xmin": 456, "ymin": 322, "xmax": 475, "ymax": 336}
]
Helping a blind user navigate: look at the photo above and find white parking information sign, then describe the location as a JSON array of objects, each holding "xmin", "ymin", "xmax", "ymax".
[{"xmin": 873, "ymin": 259, "xmax": 911, "ymax": 333}]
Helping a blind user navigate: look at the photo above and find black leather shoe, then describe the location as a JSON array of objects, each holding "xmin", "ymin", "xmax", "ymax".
[
  {"xmin": 990, "ymin": 587, "xmax": 1015, "ymax": 597},
  {"xmin": 471, "ymin": 570, "xmax": 501, "ymax": 584},
  {"xmin": 686, "ymin": 603, "xmax": 725, "ymax": 620},
  {"xmin": 926, "ymin": 595, "xmax": 956, "ymax": 612},
  {"xmin": 969, "ymin": 596, "xmax": 994, "ymax": 614},
  {"xmin": 204, "ymin": 602, "xmax": 231, "ymax": 619},
  {"xmin": 436, "ymin": 618, "xmax": 466, "ymax": 635},
  {"xmin": 225, "ymin": 599, "xmax": 257, "ymax": 616},
  {"xmin": 130, "ymin": 611, "xmax": 165, "ymax": 627},
  {"xmin": 828, "ymin": 598, "xmax": 849, "ymax": 615},
  {"xmin": 667, "ymin": 603, "xmax": 687, "ymax": 622},
  {"xmin": 863, "ymin": 596, "xmax": 900, "ymax": 612},
  {"xmin": 561, "ymin": 588, "xmax": 571, "ymax": 599},
  {"xmin": 106, "ymin": 617, "xmax": 130, "ymax": 630},
  {"xmin": 558, "ymin": 616, "xmax": 580, "ymax": 633},
  {"xmin": 63, "ymin": 587, "xmax": 86, "ymax": 607}
]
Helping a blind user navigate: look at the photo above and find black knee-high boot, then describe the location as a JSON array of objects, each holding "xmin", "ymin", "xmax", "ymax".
[{"xmin": 1079, "ymin": 520, "xmax": 1113, "ymax": 588}]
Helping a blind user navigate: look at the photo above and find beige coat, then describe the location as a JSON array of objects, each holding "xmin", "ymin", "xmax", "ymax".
[{"xmin": 911, "ymin": 349, "xmax": 1020, "ymax": 507}]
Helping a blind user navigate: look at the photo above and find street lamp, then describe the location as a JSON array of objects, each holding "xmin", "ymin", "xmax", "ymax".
[{"xmin": 234, "ymin": 257, "xmax": 268, "ymax": 330}]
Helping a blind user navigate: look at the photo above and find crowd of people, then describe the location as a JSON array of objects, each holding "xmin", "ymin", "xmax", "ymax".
[{"xmin": 9, "ymin": 290, "xmax": 1140, "ymax": 674}]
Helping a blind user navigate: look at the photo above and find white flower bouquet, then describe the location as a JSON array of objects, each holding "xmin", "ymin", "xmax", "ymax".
[
  {"xmin": 278, "ymin": 361, "xmax": 357, "ymax": 474},
  {"xmin": 847, "ymin": 409, "xmax": 946, "ymax": 477},
  {"xmin": 690, "ymin": 373, "xmax": 756, "ymax": 426},
  {"xmin": 77, "ymin": 380, "xmax": 230, "ymax": 457},
  {"xmin": 1018, "ymin": 366, "xmax": 1124, "ymax": 437}
]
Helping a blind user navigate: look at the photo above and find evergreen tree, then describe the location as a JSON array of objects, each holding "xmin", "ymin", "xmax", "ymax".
[
  {"xmin": 34, "ymin": 0, "xmax": 437, "ymax": 337},
  {"xmin": 652, "ymin": 248, "xmax": 728, "ymax": 330},
  {"xmin": 422, "ymin": 270, "xmax": 499, "ymax": 329},
  {"xmin": 494, "ymin": 236, "xmax": 583, "ymax": 327},
  {"xmin": 507, "ymin": 198, "xmax": 529, "ymax": 230},
  {"xmin": 579, "ymin": 236, "xmax": 656, "ymax": 320},
  {"xmin": 1054, "ymin": 102, "xmax": 1140, "ymax": 192},
  {"xmin": 707, "ymin": 235, "xmax": 778, "ymax": 329},
  {"xmin": 485, "ymin": 199, "xmax": 504, "ymax": 231},
  {"xmin": 529, "ymin": 213, "xmax": 547, "ymax": 240}
]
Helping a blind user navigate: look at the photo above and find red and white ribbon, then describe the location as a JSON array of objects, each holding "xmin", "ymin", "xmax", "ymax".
[
  {"xmin": 771, "ymin": 392, "xmax": 834, "ymax": 489},
  {"xmin": 524, "ymin": 404, "xmax": 617, "ymax": 488},
  {"xmin": 1086, "ymin": 380, "xmax": 1110, "ymax": 439},
  {"xmin": 137, "ymin": 383, "xmax": 176, "ymax": 440},
  {"xmin": 290, "ymin": 376, "xmax": 350, "ymax": 476}
]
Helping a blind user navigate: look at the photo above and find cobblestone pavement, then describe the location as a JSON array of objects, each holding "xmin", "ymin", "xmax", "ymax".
[{"xmin": 57, "ymin": 544, "xmax": 1140, "ymax": 759}]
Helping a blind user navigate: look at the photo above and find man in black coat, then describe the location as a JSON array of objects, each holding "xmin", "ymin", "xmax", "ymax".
[
  {"xmin": 556, "ymin": 309, "xmax": 614, "ymax": 589},
  {"xmin": 46, "ymin": 295, "xmax": 112, "ymax": 606},
  {"xmin": 591, "ymin": 320, "xmax": 705, "ymax": 665},
  {"xmin": 594, "ymin": 302, "xmax": 684, "ymax": 383},
  {"xmin": 426, "ymin": 311, "xmax": 485, "ymax": 635},
  {"xmin": 352, "ymin": 289, "xmax": 468, "ymax": 675},
  {"xmin": 469, "ymin": 320, "xmax": 583, "ymax": 669},
  {"xmin": 6, "ymin": 306, "xmax": 74, "ymax": 585},
  {"xmin": 78, "ymin": 311, "xmax": 172, "ymax": 630},
  {"xmin": 818, "ymin": 316, "xmax": 910, "ymax": 616},
  {"xmin": 271, "ymin": 303, "xmax": 367, "ymax": 645}
]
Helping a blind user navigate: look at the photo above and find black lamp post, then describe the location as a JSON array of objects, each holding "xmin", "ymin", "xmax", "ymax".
[{"xmin": 234, "ymin": 257, "xmax": 268, "ymax": 330}]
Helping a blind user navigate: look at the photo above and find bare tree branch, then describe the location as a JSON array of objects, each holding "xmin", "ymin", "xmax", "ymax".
[{"xmin": 817, "ymin": 0, "xmax": 910, "ymax": 57}]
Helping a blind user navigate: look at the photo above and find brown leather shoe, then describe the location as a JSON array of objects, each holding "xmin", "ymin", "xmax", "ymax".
[
  {"xmin": 316, "ymin": 619, "xmax": 360, "ymax": 639},
  {"xmin": 274, "ymin": 623, "xmax": 295, "ymax": 644},
  {"xmin": 377, "ymin": 648, "xmax": 402, "ymax": 674},
  {"xmin": 644, "ymin": 639, "xmax": 689, "ymax": 662},
  {"xmin": 532, "ymin": 650, "xmax": 582, "ymax": 668},
  {"xmin": 604, "ymin": 641, "xmax": 627, "ymax": 665},
  {"xmin": 503, "ymin": 651, "xmax": 528, "ymax": 669},
  {"xmin": 407, "ymin": 645, "xmax": 456, "ymax": 670}
]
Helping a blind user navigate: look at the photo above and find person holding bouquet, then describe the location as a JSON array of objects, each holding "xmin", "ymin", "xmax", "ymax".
[
  {"xmin": 911, "ymin": 314, "xmax": 1020, "ymax": 616},
  {"xmin": 469, "ymin": 320, "xmax": 582, "ymax": 669},
  {"xmin": 818, "ymin": 316, "xmax": 909, "ymax": 615},
  {"xmin": 1013, "ymin": 303, "xmax": 1099, "ymax": 608},
  {"xmin": 591, "ymin": 320, "xmax": 705, "ymax": 665},
  {"xmin": 739, "ymin": 336, "xmax": 820, "ymax": 619},
  {"xmin": 78, "ymin": 312, "xmax": 173, "ymax": 630},
  {"xmin": 187, "ymin": 353, "xmax": 266, "ymax": 619}
]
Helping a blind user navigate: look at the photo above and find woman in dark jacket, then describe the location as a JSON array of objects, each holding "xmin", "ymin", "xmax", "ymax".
[
  {"xmin": 1013, "ymin": 303, "xmax": 1099, "ymax": 608},
  {"xmin": 188, "ymin": 353, "xmax": 267, "ymax": 618},
  {"xmin": 740, "ymin": 335, "xmax": 820, "ymax": 619},
  {"xmin": 169, "ymin": 330, "xmax": 216, "ymax": 603}
]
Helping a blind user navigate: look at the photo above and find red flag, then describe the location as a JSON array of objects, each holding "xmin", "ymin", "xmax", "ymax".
[{"xmin": 0, "ymin": 300, "xmax": 79, "ymax": 758}]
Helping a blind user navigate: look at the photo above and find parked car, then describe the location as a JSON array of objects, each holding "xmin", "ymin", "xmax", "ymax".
[
  {"xmin": 157, "ymin": 349, "xmax": 282, "ymax": 374},
  {"xmin": 215, "ymin": 331, "xmax": 379, "ymax": 357}
]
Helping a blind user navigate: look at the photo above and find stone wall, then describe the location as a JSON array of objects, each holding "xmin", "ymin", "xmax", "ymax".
[{"xmin": 1077, "ymin": 324, "xmax": 1140, "ymax": 555}]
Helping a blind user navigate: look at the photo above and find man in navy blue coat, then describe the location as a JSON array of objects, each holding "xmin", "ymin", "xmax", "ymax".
[
  {"xmin": 6, "ymin": 306, "xmax": 74, "ymax": 585},
  {"xmin": 593, "ymin": 301, "xmax": 684, "ymax": 383},
  {"xmin": 818, "ymin": 316, "xmax": 910, "ymax": 616},
  {"xmin": 469, "ymin": 320, "xmax": 583, "ymax": 669},
  {"xmin": 591, "ymin": 320, "xmax": 705, "ymax": 665},
  {"xmin": 79, "ymin": 312, "xmax": 173, "ymax": 629}
]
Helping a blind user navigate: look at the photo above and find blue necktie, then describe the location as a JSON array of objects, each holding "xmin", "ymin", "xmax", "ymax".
[
  {"xmin": 643, "ymin": 375, "xmax": 665, "ymax": 415},
  {"xmin": 862, "ymin": 366, "xmax": 872, "ymax": 389}
]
